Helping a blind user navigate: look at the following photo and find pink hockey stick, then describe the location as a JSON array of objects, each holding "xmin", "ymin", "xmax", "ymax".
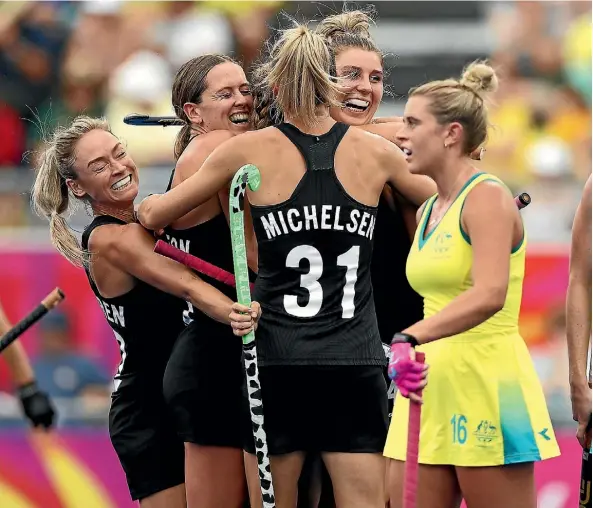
[
  {"xmin": 154, "ymin": 240, "xmax": 254, "ymax": 289},
  {"xmin": 403, "ymin": 351, "xmax": 426, "ymax": 508}
]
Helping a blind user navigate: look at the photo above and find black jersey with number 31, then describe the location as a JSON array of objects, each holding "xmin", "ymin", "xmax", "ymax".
[{"xmin": 251, "ymin": 122, "xmax": 384, "ymax": 367}]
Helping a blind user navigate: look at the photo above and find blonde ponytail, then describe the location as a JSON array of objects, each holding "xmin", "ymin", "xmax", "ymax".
[
  {"xmin": 32, "ymin": 116, "xmax": 111, "ymax": 266},
  {"xmin": 259, "ymin": 23, "xmax": 342, "ymax": 126}
]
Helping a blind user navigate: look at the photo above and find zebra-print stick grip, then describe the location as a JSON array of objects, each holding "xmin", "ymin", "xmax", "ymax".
[
  {"xmin": 0, "ymin": 288, "xmax": 65, "ymax": 354},
  {"xmin": 403, "ymin": 351, "xmax": 425, "ymax": 508},
  {"xmin": 229, "ymin": 164, "xmax": 276, "ymax": 508}
]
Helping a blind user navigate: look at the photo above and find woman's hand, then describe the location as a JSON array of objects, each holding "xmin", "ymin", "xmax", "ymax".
[
  {"xmin": 230, "ymin": 301, "xmax": 262, "ymax": 337},
  {"xmin": 388, "ymin": 340, "xmax": 428, "ymax": 404}
]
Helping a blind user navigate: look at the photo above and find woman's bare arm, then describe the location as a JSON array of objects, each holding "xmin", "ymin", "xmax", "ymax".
[
  {"xmin": 0, "ymin": 302, "xmax": 36, "ymax": 386},
  {"xmin": 173, "ymin": 131, "xmax": 259, "ymax": 272},
  {"xmin": 358, "ymin": 121, "xmax": 403, "ymax": 144},
  {"xmin": 378, "ymin": 139, "xmax": 437, "ymax": 206},
  {"xmin": 91, "ymin": 223, "xmax": 254, "ymax": 326},
  {"xmin": 566, "ymin": 176, "xmax": 592, "ymax": 447},
  {"xmin": 138, "ymin": 133, "xmax": 252, "ymax": 231},
  {"xmin": 567, "ymin": 176, "xmax": 592, "ymax": 386}
]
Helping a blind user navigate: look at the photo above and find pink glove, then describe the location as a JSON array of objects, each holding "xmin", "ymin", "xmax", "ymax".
[{"xmin": 388, "ymin": 340, "xmax": 427, "ymax": 398}]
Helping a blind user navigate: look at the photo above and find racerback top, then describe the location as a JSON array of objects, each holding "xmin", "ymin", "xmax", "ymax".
[
  {"xmin": 81, "ymin": 215, "xmax": 185, "ymax": 391},
  {"xmin": 250, "ymin": 122, "xmax": 384, "ymax": 366}
]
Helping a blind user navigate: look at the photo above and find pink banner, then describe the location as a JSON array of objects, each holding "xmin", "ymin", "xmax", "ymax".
[
  {"xmin": 0, "ymin": 251, "xmax": 117, "ymax": 391},
  {"xmin": 0, "ymin": 429, "xmax": 135, "ymax": 507},
  {"xmin": 0, "ymin": 247, "xmax": 571, "ymax": 391},
  {"xmin": 0, "ymin": 429, "xmax": 584, "ymax": 507}
]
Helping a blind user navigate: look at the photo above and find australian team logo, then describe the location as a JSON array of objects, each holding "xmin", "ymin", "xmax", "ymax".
[
  {"xmin": 433, "ymin": 231, "xmax": 453, "ymax": 254},
  {"xmin": 474, "ymin": 419, "xmax": 499, "ymax": 445}
]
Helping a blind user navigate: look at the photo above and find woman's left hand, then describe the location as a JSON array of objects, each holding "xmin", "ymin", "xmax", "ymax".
[
  {"xmin": 388, "ymin": 342, "xmax": 428, "ymax": 403},
  {"xmin": 230, "ymin": 301, "xmax": 261, "ymax": 336}
]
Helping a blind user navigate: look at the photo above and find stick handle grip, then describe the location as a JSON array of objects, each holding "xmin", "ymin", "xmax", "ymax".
[
  {"xmin": 0, "ymin": 288, "xmax": 65, "ymax": 353},
  {"xmin": 515, "ymin": 192, "xmax": 531, "ymax": 210},
  {"xmin": 41, "ymin": 288, "xmax": 65, "ymax": 309},
  {"xmin": 155, "ymin": 240, "xmax": 254, "ymax": 289},
  {"xmin": 403, "ymin": 351, "xmax": 425, "ymax": 508}
]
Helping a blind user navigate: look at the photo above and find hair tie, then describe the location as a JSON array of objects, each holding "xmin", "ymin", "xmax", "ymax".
[{"xmin": 459, "ymin": 83, "xmax": 483, "ymax": 101}]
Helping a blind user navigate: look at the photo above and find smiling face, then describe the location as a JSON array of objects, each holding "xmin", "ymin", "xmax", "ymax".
[
  {"xmin": 65, "ymin": 129, "xmax": 139, "ymax": 208},
  {"xmin": 330, "ymin": 47, "xmax": 383, "ymax": 126},
  {"xmin": 397, "ymin": 95, "xmax": 452, "ymax": 175},
  {"xmin": 185, "ymin": 62, "xmax": 253, "ymax": 134}
]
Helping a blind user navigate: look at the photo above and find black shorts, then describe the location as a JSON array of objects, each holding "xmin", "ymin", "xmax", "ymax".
[
  {"xmin": 109, "ymin": 379, "xmax": 184, "ymax": 501},
  {"xmin": 242, "ymin": 365, "xmax": 388, "ymax": 455},
  {"xmin": 163, "ymin": 320, "xmax": 246, "ymax": 447}
]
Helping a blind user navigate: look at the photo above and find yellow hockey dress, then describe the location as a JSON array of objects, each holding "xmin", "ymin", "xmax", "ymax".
[{"xmin": 384, "ymin": 173, "xmax": 560, "ymax": 466}]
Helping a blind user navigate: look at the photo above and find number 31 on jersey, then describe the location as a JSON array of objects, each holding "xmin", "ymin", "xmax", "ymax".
[{"xmin": 284, "ymin": 244, "xmax": 360, "ymax": 319}]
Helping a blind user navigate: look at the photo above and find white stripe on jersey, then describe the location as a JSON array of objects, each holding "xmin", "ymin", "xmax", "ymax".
[{"xmin": 113, "ymin": 331, "xmax": 127, "ymax": 391}]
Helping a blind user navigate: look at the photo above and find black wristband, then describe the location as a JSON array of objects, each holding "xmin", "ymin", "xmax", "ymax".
[
  {"xmin": 17, "ymin": 380, "xmax": 39, "ymax": 398},
  {"xmin": 390, "ymin": 332, "xmax": 419, "ymax": 347}
]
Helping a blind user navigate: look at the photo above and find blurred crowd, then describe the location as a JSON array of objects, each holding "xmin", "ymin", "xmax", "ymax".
[
  {"xmin": 0, "ymin": 0, "xmax": 280, "ymax": 169},
  {"xmin": 0, "ymin": 0, "xmax": 590, "ymax": 427},
  {"xmin": 481, "ymin": 1, "xmax": 591, "ymax": 244},
  {"xmin": 0, "ymin": 1, "xmax": 590, "ymax": 232}
]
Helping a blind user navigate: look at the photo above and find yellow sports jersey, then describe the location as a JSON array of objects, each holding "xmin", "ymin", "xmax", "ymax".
[{"xmin": 384, "ymin": 172, "xmax": 560, "ymax": 466}]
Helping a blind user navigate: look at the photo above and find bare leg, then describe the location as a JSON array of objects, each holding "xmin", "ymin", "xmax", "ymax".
[
  {"xmin": 140, "ymin": 484, "xmax": 186, "ymax": 508},
  {"xmin": 322, "ymin": 452, "xmax": 384, "ymax": 508},
  {"xmin": 184, "ymin": 443, "xmax": 247, "ymax": 508},
  {"xmin": 298, "ymin": 453, "xmax": 323, "ymax": 508},
  {"xmin": 388, "ymin": 459, "xmax": 461, "ymax": 508},
  {"xmin": 384, "ymin": 459, "xmax": 390, "ymax": 507},
  {"xmin": 245, "ymin": 451, "xmax": 306, "ymax": 508},
  {"xmin": 457, "ymin": 462, "xmax": 536, "ymax": 508}
]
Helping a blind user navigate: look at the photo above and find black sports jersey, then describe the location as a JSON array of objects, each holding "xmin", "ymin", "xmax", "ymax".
[
  {"xmin": 81, "ymin": 215, "xmax": 185, "ymax": 389},
  {"xmin": 161, "ymin": 152, "xmax": 249, "ymax": 451},
  {"xmin": 250, "ymin": 122, "xmax": 384, "ymax": 366},
  {"xmin": 162, "ymin": 167, "xmax": 251, "ymax": 326},
  {"xmin": 372, "ymin": 193, "xmax": 423, "ymax": 344},
  {"xmin": 163, "ymin": 212, "xmax": 237, "ymax": 326}
]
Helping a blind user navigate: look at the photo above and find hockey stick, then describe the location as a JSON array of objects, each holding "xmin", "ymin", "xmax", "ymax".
[
  {"xmin": 123, "ymin": 114, "xmax": 184, "ymax": 127},
  {"xmin": 154, "ymin": 240, "xmax": 254, "ymax": 289},
  {"xmin": 579, "ymin": 412, "xmax": 592, "ymax": 508},
  {"xmin": 230, "ymin": 164, "xmax": 276, "ymax": 508},
  {"xmin": 403, "ymin": 351, "xmax": 425, "ymax": 508},
  {"xmin": 0, "ymin": 288, "xmax": 65, "ymax": 354},
  {"xmin": 515, "ymin": 192, "xmax": 531, "ymax": 210}
]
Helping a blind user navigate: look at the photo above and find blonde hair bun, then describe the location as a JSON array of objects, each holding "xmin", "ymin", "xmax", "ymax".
[
  {"xmin": 460, "ymin": 61, "xmax": 498, "ymax": 95},
  {"xmin": 316, "ymin": 10, "xmax": 373, "ymax": 40}
]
